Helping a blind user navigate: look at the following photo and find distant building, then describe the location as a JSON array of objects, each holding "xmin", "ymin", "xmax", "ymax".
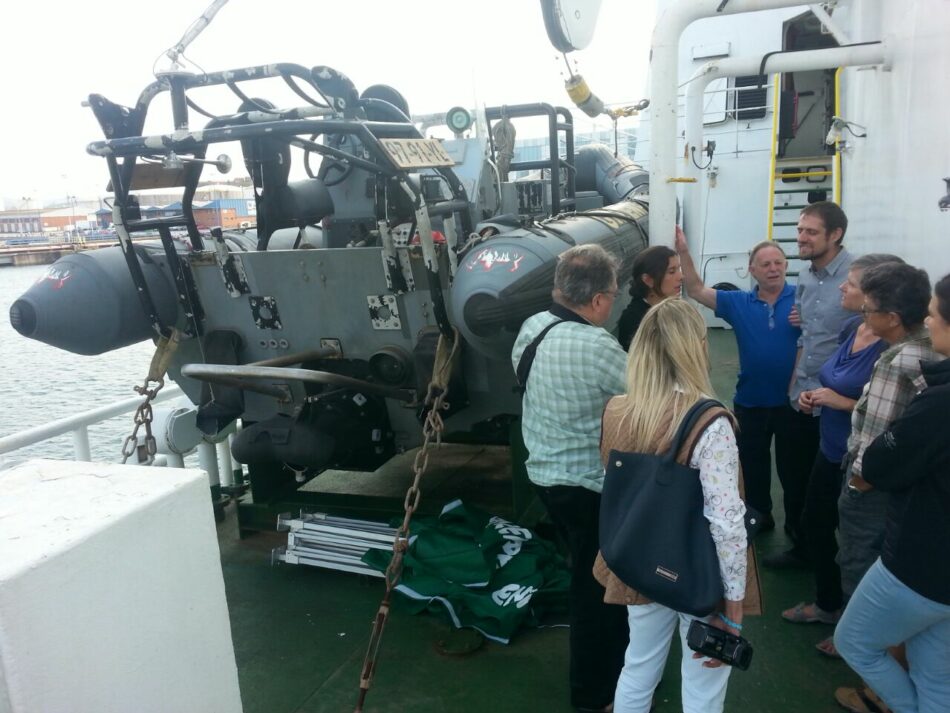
[{"xmin": 0, "ymin": 211, "xmax": 43, "ymax": 236}]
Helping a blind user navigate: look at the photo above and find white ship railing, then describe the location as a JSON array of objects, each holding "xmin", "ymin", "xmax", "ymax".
[{"xmin": 0, "ymin": 384, "xmax": 240, "ymax": 487}]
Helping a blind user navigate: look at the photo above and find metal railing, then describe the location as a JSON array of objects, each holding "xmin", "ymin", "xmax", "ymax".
[{"xmin": 0, "ymin": 385, "xmax": 241, "ymax": 488}]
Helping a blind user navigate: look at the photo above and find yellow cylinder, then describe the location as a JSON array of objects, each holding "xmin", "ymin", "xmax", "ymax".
[{"xmin": 565, "ymin": 75, "xmax": 592, "ymax": 104}]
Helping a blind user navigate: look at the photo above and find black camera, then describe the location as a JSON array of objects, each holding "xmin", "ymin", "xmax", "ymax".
[{"xmin": 686, "ymin": 619, "xmax": 754, "ymax": 670}]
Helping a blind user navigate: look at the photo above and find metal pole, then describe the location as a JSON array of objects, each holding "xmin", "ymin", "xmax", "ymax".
[
  {"xmin": 216, "ymin": 439, "xmax": 234, "ymax": 487},
  {"xmin": 72, "ymin": 426, "xmax": 91, "ymax": 462},
  {"xmin": 197, "ymin": 441, "xmax": 221, "ymax": 487}
]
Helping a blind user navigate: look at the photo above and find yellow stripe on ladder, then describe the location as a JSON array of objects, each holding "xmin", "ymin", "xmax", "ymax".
[{"xmin": 766, "ymin": 73, "xmax": 780, "ymax": 242}]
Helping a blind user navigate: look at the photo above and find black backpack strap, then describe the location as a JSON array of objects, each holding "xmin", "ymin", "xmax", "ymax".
[{"xmin": 515, "ymin": 305, "xmax": 590, "ymax": 391}]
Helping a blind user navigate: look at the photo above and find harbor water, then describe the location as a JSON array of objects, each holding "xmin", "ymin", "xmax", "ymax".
[{"xmin": 0, "ymin": 264, "xmax": 156, "ymax": 468}]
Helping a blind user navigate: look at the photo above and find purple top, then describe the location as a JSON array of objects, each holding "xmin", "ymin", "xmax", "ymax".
[{"xmin": 818, "ymin": 315, "xmax": 887, "ymax": 463}]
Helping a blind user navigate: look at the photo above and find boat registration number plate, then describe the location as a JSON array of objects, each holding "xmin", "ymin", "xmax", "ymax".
[{"xmin": 379, "ymin": 138, "xmax": 455, "ymax": 169}]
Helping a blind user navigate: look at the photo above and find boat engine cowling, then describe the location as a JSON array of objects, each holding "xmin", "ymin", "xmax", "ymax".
[
  {"xmin": 8, "ymin": 245, "xmax": 179, "ymax": 356},
  {"xmin": 574, "ymin": 144, "xmax": 650, "ymax": 204},
  {"xmin": 450, "ymin": 199, "xmax": 649, "ymax": 361}
]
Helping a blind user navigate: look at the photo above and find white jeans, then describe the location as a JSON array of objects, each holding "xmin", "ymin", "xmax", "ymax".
[{"xmin": 614, "ymin": 603, "xmax": 732, "ymax": 713}]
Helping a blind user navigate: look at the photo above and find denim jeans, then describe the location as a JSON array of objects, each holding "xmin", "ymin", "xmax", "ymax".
[
  {"xmin": 614, "ymin": 603, "xmax": 731, "ymax": 713},
  {"xmin": 835, "ymin": 559, "xmax": 950, "ymax": 713},
  {"xmin": 836, "ymin": 477, "xmax": 889, "ymax": 599}
]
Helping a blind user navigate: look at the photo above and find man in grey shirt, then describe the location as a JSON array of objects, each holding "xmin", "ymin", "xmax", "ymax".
[{"xmin": 766, "ymin": 201, "xmax": 854, "ymax": 568}]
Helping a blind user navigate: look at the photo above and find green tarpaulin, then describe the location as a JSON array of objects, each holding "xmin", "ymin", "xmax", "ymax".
[{"xmin": 363, "ymin": 499, "xmax": 569, "ymax": 644}]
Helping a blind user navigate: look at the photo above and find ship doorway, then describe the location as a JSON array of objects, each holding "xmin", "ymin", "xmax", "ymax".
[
  {"xmin": 776, "ymin": 10, "xmax": 840, "ymax": 161},
  {"xmin": 765, "ymin": 10, "xmax": 842, "ymax": 267}
]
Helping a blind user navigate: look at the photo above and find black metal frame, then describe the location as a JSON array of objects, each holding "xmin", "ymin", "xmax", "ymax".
[
  {"xmin": 87, "ymin": 63, "xmax": 475, "ymax": 341},
  {"xmin": 484, "ymin": 104, "xmax": 576, "ymax": 214}
]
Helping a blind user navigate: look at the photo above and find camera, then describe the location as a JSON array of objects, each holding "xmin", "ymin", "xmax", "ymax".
[{"xmin": 686, "ymin": 619, "xmax": 754, "ymax": 670}]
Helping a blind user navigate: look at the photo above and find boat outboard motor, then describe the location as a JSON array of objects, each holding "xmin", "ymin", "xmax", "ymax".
[
  {"xmin": 9, "ymin": 245, "xmax": 179, "ymax": 356},
  {"xmin": 575, "ymin": 144, "xmax": 649, "ymax": 204},
  {"xmin": 450, "ymin": 199, "xmax": 649, "ymax": 361}
]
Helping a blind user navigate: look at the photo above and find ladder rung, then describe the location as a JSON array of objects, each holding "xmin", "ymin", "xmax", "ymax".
[
  {"xmin": 774, "ymin": 221, "xmax": 799, "ymax": 226},
  {"xmin": 775, "ymin": 171, "xmax": 832, "ymax": 179},
  {"xmin": 775, "ymin": 156, "xmax": 832, "ymax": 164},
  {"xmin": 774, "ymin": 238, "xmax": 798, "ymax": 243},
  {"xmin": 773, "ymin": 205, "xmax": 807, "ymax": 210}
]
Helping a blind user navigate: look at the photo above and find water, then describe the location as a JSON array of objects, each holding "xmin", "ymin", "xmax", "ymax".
[{"xmin": 0, "ymin": 264, "xmax": 156, "ymax": 468}]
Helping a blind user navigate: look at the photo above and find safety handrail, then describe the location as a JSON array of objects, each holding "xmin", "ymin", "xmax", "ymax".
[{"xmin": 0, "ymin": 384, "xmax": 184, "ymax": 459}]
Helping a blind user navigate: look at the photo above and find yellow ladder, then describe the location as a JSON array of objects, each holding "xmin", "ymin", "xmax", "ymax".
[{"xmin": 764, "ymin": 72, "xmax": 842, "ymax": 275}]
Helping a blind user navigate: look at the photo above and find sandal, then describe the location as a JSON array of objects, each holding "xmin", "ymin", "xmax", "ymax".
[
  {"xmin": 782, "ymin": 601, "xmax": 840, "ymax": 624},
  {"xmin": 834, "ymin": 686, "xmax": 893, "ymax": 713},
  {"xmin": 816, "ymin": 635, "xmax": 842, "ymax": 659}
]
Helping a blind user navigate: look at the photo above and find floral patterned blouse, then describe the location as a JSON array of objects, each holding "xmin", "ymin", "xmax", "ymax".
[{"xmin": 689, "ymin": 415, "xmax": 747, "ymax": 601}]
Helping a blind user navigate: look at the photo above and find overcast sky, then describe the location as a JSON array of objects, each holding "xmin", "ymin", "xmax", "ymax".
[{"xmin": 0, "ymin": 0, "xmax": 654, "ymax": 208}]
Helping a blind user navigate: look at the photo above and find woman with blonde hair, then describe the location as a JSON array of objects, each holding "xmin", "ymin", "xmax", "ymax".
[{"xmin": 595, "ymin": 298, "xmax": 756, "ymax": 713}]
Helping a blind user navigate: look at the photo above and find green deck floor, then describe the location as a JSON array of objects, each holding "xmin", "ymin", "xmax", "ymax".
[{"xmin": 218, "ymin": 327, "xmax": 862, "ymax": 712}]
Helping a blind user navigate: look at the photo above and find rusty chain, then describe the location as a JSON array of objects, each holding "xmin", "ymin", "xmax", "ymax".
[
  {"xmin": 354, "ymin": 329, "xmax": 459, "ymax": 713},
  {"xmin": 120, "ymin": 330, "xmax": 180, "ymax": 465},
  {"xmin": 120, "ymin": 379, "xmax": 164, "ymax": 464}
]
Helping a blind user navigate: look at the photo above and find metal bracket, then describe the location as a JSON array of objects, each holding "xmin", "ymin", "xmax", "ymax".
[
  {"xmin": 367, "ymin": 294, "xmax": 402, "ymax": 330},
  {"xmin": 249, "ymin": 295, "xmax": 283, "ymax": 330},
  {"xmin": 211, "ymin": 227, "xmax": 250, "ymax": 297}
]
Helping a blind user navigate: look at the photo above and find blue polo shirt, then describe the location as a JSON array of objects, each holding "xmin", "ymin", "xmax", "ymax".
[{"xmin": 715, "ymin": 284, "xmax": 801, "ymax": 407}]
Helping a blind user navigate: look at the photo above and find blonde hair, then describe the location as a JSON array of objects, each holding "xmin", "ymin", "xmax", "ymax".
[{"xmin": 619, "ymin": 298, "xmax": 713, "ymax": 451}]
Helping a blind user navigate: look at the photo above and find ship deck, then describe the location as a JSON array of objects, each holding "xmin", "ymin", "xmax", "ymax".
[{"xmin": 218, "ymin": 327, "xmax": 862, "ymax": 712}]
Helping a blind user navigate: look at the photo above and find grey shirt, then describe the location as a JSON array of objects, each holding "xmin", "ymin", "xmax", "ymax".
[{"xmin": 789, "ymin": 247, "xmax": 855, "ymax": 410}]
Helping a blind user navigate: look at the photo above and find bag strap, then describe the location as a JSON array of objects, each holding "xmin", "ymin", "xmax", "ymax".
[
  {"xmin": 515, "ymin": 304, "xmax": 590, "ymax": 390},
  {"xmin": 663, "ymin": 398, "xmax": 723, "ymax": 463}
]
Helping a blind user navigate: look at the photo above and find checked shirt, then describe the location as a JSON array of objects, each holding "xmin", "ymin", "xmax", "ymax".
[
  {"xmin": 847, "ymin": 328, "xmax": 938, "ymax": 475},
  {"xmin": 512, "ymin": 310, "xmax": 627, "ymax": 493}
]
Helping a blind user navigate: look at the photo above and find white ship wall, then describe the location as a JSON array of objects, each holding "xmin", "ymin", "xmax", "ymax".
[
  {"xmin": 839, "ymin": 0, "xmax": 950, "ymax": 279},
  {"xmin": 0, "ymin": 460, "xmax": 243, "ymax": 713},
  {"xmin": 637, "ymin": 1, "xmax": 949, "ymax": 284},
  {"xmin": 637, "ymin": 5, "xmax": 808, "ymax": 293}
]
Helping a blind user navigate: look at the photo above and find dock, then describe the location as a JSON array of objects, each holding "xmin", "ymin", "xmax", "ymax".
[{"xmin": 0, "ymin": 238, "xmax": 161, "ymax": 267}]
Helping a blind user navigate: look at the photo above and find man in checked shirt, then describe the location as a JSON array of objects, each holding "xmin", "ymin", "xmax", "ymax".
[
  {"xmin": 512, "ymin": 244, "xmax": 628, "ymax": 713},
  {"xmin": 837, "ymin": 262, "xmax": 940, "ymax": 603}
]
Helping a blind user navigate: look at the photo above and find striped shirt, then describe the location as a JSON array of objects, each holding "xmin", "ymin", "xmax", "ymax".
[
  {"xmin": 847, "ymin": 328, "xmax": 938, "ymax": 475},
  {"xmin": 512, "ymin": 310, "xmax": 627, "ymax": 492}
]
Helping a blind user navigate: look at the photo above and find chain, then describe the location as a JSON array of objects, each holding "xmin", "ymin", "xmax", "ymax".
[
  {"xmin": 120, "ymin": 330, "xmax": 181, "ymax": 465},
  {"xmin": 120, "ymin": 379, "xmax": 164, "ymax": 464},
  {"xmin": 354, "ymin": 329, "xmax": 459, "ymax": 713}
]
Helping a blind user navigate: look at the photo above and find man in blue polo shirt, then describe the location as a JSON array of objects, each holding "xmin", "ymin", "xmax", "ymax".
[{"xmin": 676, "ymin": 227, "xmax": 800, "ymax": 532}]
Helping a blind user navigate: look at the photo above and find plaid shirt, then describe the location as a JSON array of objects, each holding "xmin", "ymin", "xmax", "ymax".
[
  {"xmin": 512, "ymin": 310, "xmax": 627, "ymax": 492},
  {"xmin": 847, "ymin": 328, "xmax": 937, "ymax": 475}
]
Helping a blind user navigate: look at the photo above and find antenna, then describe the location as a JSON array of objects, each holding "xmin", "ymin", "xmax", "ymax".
[{"xmin": 158, "ymin": 0, "xmax": 230, "ymax": 74}]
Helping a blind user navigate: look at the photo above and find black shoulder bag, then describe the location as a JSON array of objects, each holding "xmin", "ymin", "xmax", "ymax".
[{"xmin": 599, "ymin": 398, "xmax": 726, "ymax": 617}]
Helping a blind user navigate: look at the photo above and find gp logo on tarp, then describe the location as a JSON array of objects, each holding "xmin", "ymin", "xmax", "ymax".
[
  {"xmin": 491, "ymin": 583, "xmax": 538, "ymax": 608},
  {"xmin": 488, "ymin": 516, "xmax": 533, "ymax": 567}
]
